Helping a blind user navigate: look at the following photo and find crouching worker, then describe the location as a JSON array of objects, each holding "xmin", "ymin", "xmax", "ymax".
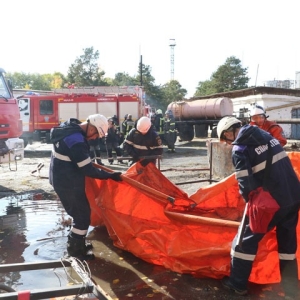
[
  {"xmin": 123, "ymin": 116, "xmax": 163, "ymax": 167},
  {"xmin": 49, "ymin": 114, "xmax": 122, "ymax": 261}
]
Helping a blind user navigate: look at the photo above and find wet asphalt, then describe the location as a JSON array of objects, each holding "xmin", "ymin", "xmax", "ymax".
[
  {"xmin": 0, "ymin": 195, "xmax": 298, "ymax": 299},
  {"xmin": 0, "ymin": 140, "xmax": 299, "ymax": 299}
]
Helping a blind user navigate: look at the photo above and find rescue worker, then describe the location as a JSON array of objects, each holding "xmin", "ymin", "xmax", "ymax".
[
  {"xmin": 121, "ymin": 114, "xmax": 128, "ymax": 133},
  {"xmin": 120, "ymin": 114, "xmax": 128, "ymax": 145},
  {"xmin": 123, "ymin": 116, "xmax": 163, "ymax": 167},
  {"xmin": 88, "ymin": 137, "xmax": 104, "ymax": 165},
  {"xmin": 216, "ymin": 116, "xmax": 300, "ymax": 297},
  {"xmin": 106, "ymin": 117, "xmax": 123, "ymax": 165},
  {"xmin": 49, "ymin": 114, "xmax": 122, "ymax": 260},
  {"xmin": 164, "ymin": 110, "xmax": 176, "ymax": 152},
  {"xmin": 112, "ymin": 114, "xmax": 119, "ymax": 127},
  {"xmin": 123, "ymin": 114, "xmax": 135, "ymax": 137},
  {"xmin": 249, "ymin": 104, "xmax": 287, "ymax": 147},
  {"xmin": 154, "ymin": 109, "xmax": 165, "ymax": 143},
  {"xmin": 150, "ymin": 113, "xmax": 156, "ymax": 127}
]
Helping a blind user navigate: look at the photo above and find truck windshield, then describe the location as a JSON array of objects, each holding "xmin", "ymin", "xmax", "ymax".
[{"xmin": 0, "ymin": 74, "xmax": 10, "ymax": 100}]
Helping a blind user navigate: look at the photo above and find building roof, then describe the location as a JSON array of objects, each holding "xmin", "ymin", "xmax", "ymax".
[{"xmin": 189, "ymin": 86, "xmax": 300, "ymax": 101}]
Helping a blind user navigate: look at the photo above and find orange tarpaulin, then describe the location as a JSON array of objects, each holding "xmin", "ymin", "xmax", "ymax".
[{"xmin": 85, "ymin": 152, "xmax": 300, "ymax": 284}]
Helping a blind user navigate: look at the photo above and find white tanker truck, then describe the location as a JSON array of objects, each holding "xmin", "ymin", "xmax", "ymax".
[{"xmin": 167, "ymin": 97, "xmax": 234, "ymax": 141}]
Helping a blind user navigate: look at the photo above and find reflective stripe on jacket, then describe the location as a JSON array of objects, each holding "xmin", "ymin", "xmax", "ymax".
[
  {"xmin": 232, "ymin": 125, "xmax": 300, "ymax": 207},
  {"xmin": 123, "ymin": 127, "xmax": 163, "ymax": 159}
]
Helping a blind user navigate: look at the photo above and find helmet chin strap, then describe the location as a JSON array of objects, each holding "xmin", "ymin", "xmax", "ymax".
[
  {"xmin": 86, "ymin": 121, "xmax": 90, "ymax": 136},
  {"xmin": 225, "ymin": 137, "xmax": 235, "ymax": 143},
  {"xmin": 224, "ymin": 128, "xmax": 238, "ymax": 143}
]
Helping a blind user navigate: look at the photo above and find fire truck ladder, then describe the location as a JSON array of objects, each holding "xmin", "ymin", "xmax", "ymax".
[{"xmin": 54, "ymin": 86, "xmax": 143, "ymax": 97}]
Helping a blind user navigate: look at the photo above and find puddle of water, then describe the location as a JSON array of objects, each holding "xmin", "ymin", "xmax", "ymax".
[{"xmin": 0, "ymin": 194, "xmax": 93, "ymax": 292}]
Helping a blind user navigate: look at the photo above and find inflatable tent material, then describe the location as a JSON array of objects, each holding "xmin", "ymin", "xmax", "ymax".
[{"xmin": 85, "ymin": 152, "xmax": 300, "ymax": 284}]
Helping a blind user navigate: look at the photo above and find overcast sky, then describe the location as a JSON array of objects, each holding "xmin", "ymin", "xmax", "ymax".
[{"xmin": 2, "ymin": 0, "xmax": 300, "ymax": 97}]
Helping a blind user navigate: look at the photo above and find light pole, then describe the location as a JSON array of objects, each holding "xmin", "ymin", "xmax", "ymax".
[{"xmin": 169, "ymin": 39, "xmax": 176, "ymax": 81}]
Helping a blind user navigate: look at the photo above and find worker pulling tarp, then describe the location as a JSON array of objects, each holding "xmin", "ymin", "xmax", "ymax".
[{"xmin": 85, "ymin": 152, "xmax": 300, "ymax": 284}]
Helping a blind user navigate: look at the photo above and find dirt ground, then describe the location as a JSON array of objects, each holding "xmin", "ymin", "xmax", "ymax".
[
  {"xmin": 1, "ymin": 139, "xmax": 299, "ymax": 300},
  {"xmin": 1, "ymin": 137, "xmax": 298, "ymax": 199},
  {"xmin": 0, "ymin": 139, "xmax": 211, "ymax": 199}
]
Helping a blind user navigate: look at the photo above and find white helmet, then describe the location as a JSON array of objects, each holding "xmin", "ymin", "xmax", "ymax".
[
  {"xmin": 156, "ymin": 109, "xmax": 162, "ymax": 114},
  {"xmin": 217, "ymin": 116, "xmax": 242, "ymax": 139},
  {"xmin": 250, "ymin": 104, "xmax": 266, "ymax": 117},
  {"xmin": 137, "ymin": 116, "xmax": 151, "ymax": 134},
  {"xmin": 87, "ymin": 114, "xmax": 108, "ymax": 138}
]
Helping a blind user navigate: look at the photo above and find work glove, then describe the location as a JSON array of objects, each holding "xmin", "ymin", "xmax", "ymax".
[{"xmin": 109, "ymin": 172, "xmax": 122, "ymax": 182}]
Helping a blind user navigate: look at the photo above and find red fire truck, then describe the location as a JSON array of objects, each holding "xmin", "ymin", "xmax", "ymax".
[
  {"xmin": 16, "ymin": 86, "xmax": 152, "ymax": 146},
  {"xmin": 0, "ymin": 68, "xmax": 24, "ymax": 165}
]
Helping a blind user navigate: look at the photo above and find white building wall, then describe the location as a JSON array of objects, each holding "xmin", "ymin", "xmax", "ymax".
[
  {"xmin": 232, "ymin": 94, "xmax": 300, "ymax": 138},
  {"xmin": 296, "ymin": 72, "xmax": 300, "ymax": 89}
]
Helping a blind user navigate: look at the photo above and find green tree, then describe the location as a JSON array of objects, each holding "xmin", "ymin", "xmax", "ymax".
[
  {"xmin": 161, "ymin": 80, "xmax": 187, "ymax": 107},
  {"xmin": 7, "ymin": 72, "xmax": 54, "ymax": 90},
  {"xmin": 7, "ymin": 72, "xmax": 32, "ymax": 89},
  {"xmin": 194, "ymin": 80, "xmax": 217, "ymax": 97},
  {"xmin": 135, "ymin": 63, "xmax": 163, "ymax": 110},
  {"xmin": 212, "ymin": 56, "xmax": 249, "ymax": 92},
  {"xmin": 112, "ymin": 72, "xmax": 136, "ymax": 86},
  {"xmin": 51, "ymin": 72, "xmax": 67, "ymax": 89},
  {"xmin": 67, "ymin": 47, "xmax": 107, "ymax": 86},
  {"xmin": 194, "ymin": 56, "xmax": 250, "ymax": 96}
]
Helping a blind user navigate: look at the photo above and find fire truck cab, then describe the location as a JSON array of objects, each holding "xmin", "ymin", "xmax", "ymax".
[{"xmin": 0, "ymin": 68, "xmax": 24, "ymax": 165}]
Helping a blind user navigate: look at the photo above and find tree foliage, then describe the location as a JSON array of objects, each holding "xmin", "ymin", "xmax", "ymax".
[
  {"xmin": 8, "ymin": 49, "xmax": 252, "ymax": 109},
  {"xmin": 212, "ymin": 56, "xmax": 249, "ymax": 92},
  {"xmin": 111, "ymin": 72, "xmax": 136, "ymax": 86},
  {"xmin": 135, "ymin": 63, "xmax": 163, "ymax": 110},
  {"xmin": 161, "ymin": 80, "xmax": 187, "ymax": 105},
  {"xmin": 109, "ymin": 64, "xmax": 187, "ymax": 112},
  {"xmin": 7, "ymin": 72, "xmax": 66, "ymax": 90},
  {"xmin": 67, "ymin": 47, "xmax": 107, "ymax": 86},
  {"xmin": 194, "ymin": 56, "xmax": 250, "ymax": 96},
  {"xmin": 51, "ymin": 72, "xmax": 67, "ymax": 89},
  {"xmin": 194, "ymin": 80, "xmax": 217, "ymax": 97}
]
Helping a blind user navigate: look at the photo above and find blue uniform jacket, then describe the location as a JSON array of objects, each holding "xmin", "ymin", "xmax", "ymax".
[
  {"xmin": 232, "ymin": 125, "xmax": 300, "ymax": 208},
  {"xmin": 124, "ymin": 127, "xmax": 163, "ymax": 159},
  {"xmin": 49, "ymin": 118, "xmax": 111, "ymax": 189}
]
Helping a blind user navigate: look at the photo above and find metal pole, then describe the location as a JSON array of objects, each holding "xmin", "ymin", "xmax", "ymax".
[
  {"xmin": 255, "ymin": 64, "xmax": 259, "ymax": 87},
  {"xmin": 140, "ymin": 55, "xmax": 143, "ymax": 86}
]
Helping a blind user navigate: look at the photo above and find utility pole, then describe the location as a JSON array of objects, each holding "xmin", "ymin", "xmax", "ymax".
[
  {"xmin": 255, "ymin": 64, "xmax": 259, "ymax": 87},
  {"xmin": 169, "ymin": 39, "xmax": 176, "ymax": 81},
  {"xmin": 140, "ymin": 54, "xmax": 143, "ymax": 86}
]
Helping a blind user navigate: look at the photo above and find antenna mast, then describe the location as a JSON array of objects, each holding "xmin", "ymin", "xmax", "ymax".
[{"xmin": 169, "ymin": 39, "xmax": 176, "ymax": 80}]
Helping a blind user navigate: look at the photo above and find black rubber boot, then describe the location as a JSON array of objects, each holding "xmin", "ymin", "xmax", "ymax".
[
  {"xmin": 85, "ymin": 240, "xmax": 93, "ymax": 251},
  {"xmin": 67, "ymin": 233, "xmax": 93, "ymax": 251},
  {"xmin": 279, "ymin": 259, "xmax": 299, "ymax": 299},
  {"xmin": 222, "ymin": 276, "xmax": 247, "ymax": 295},
  {"xmin": 95, "ymin": 150, "xmax": 103, "ymax": 165},
  {"xmin": 67, "ymin": 236, "xmax": 95, "ymax": 261},
  {"xmin": 96, "ymin": 159, "xmax": 104, "ymax": 166}
]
